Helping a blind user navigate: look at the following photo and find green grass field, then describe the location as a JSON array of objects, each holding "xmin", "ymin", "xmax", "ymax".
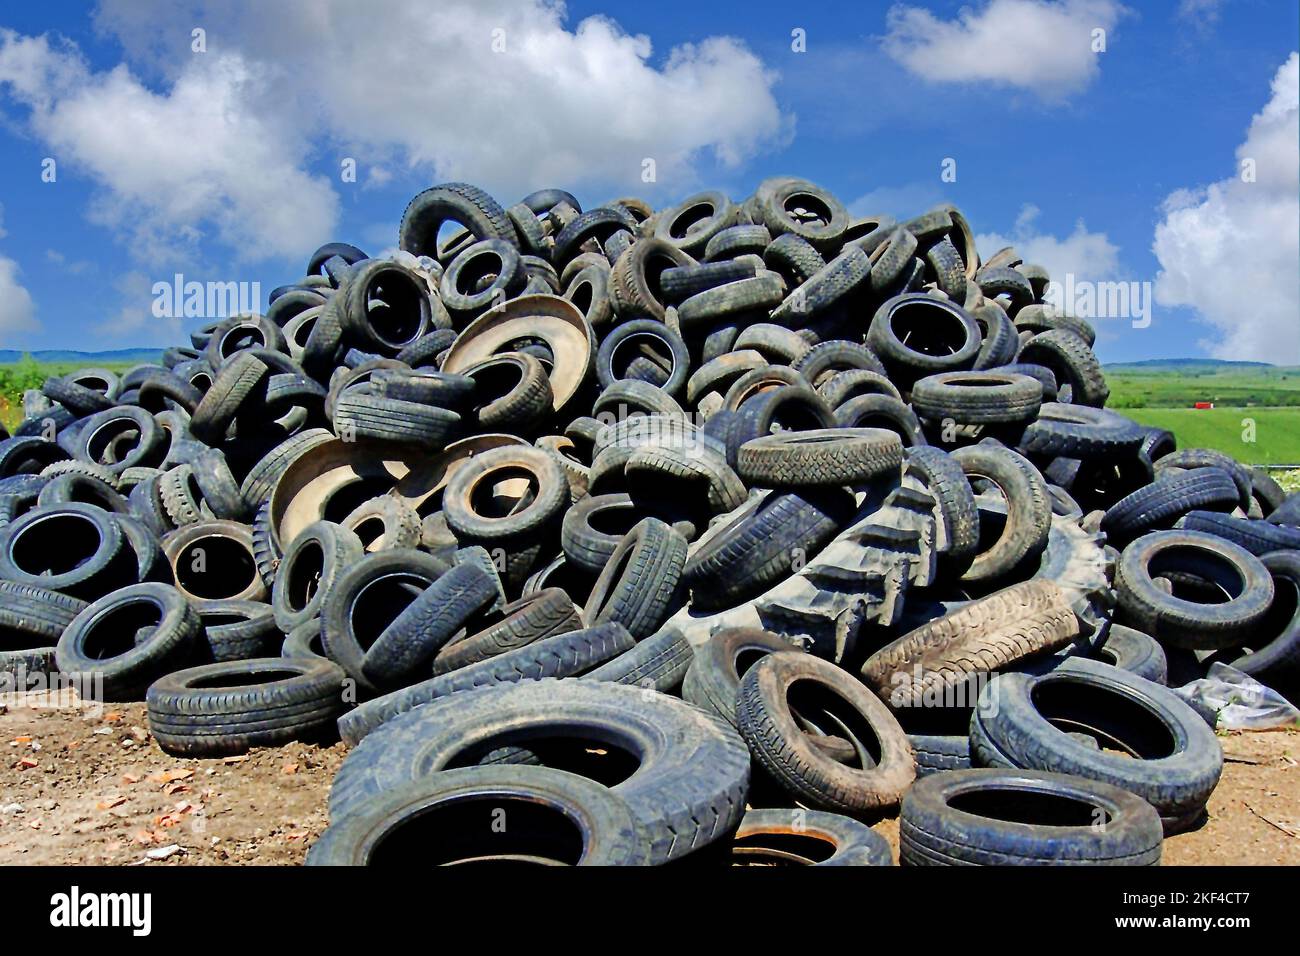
[
  {"xmin": 1122, "ymin": 406, "xmax": 1300, "ymax": 466},
  {"xmin": 0, "ymin": 357, "xmax": 142, "ymax": 432}
]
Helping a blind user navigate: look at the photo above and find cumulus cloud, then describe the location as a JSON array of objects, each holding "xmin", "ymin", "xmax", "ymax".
[
  {"xmin": 0, "ymin": 2, "xmax": 786, "ymax": 266},
  {"xmin": 0, "ymin": 255, "xmax": 38, "ymax": 337},
  {"xmin": 0, "ymin": 31, "xmax": 339, "ymax": 264},
  {"xmin": 1153, "ymin": 52, "xmax": 1300, "ymax": 363},
  {"xmin": 882, "ymin": 0, "xmax": 1127, "ymax": 100},
  {"xmin": 977, "ymin": 204, "xmax": 1121, "ymax": 285}
]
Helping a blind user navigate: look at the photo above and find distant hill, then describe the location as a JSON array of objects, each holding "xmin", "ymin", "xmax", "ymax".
[
  {"xmin": 0, "ymin": 349, "xmax": 163, "ymax": 365},
  {"xmin": 1104, "ymin": 358, "xmax": 1274, "ymax": 373}
]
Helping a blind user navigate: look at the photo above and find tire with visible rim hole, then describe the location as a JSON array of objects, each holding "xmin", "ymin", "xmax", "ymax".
[
  {"xmin": 969, "ymin": 657, "xmax": 1223, "ymax": 833},
  {"xmin": 328, "ymin": 678, "xmax": 748, "ymax": 863},
  {"xmin": 737, "ymin": 652, "xmax": 916, "ymax": 813},
  {"xmin": 309, "ymin": 766, "xmax": 651, "ymax": 866},
  {"xmin": 1114, "ymin": 529, "xmax": 1273, "ymax": 649},
  {"xmin": 900, "ymin": 768, "xmax": 1163, "ymax": 865},
  {"xmin": 271, "ymin": 520, "xmax": 365, "ymax": 633},
  {"xmin": 55, "ymin": 582, "xmax": 204, "ymax": 701}
]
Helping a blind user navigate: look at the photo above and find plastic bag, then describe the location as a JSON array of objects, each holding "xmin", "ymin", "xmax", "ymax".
[{"xmin": 1173, "ymin": 662, "xmax": 1300, "ymax": 730}]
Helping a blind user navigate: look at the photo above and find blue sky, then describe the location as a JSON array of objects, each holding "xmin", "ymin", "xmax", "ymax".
[{"xmin": 0, "ymin": 0, "xmax": 1295, "ymax": 362}]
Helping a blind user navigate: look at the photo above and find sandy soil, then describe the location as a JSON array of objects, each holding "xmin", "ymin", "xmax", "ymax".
[{"xmin": 1, "ymin": 690, "xmax": 1296, "ymax": 866}]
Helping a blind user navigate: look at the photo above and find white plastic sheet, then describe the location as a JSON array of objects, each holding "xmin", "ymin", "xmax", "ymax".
[{"xmin": 1174, "ymin": 662, "xmax": 1300, "ymax": 730}]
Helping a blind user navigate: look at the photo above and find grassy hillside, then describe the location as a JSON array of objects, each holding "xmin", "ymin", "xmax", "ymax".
[{"xmin": 1105, "ymin": 365, "xmax": 1300, "ymax": 409}]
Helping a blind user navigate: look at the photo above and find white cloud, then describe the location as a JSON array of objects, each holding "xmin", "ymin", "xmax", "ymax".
[
  {"xmin": 882, "ymin": 0, "xmax": 1127, "ymax": 100},
  {"xmin": 0, "ymin": 2, "xmax": 787, "ymax": 269},
  {"xmin": 977, "ymin": 204, "xmax": 1121, "ymax": 284},
  {"xmin": 0, "ymin": 31, "xmax": 338, "ymax": 264},
  {"xmin": 0, "ymin": 256, "xmax": 38, "ymax": 337},
  {"xmin": 1153, "ymin": 53, "xmax": 1300, "ymax": 363}
]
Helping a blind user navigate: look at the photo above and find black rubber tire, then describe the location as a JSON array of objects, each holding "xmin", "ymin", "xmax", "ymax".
[
  {"xmin": 36, "ymin": 472, "xmax": 129, "ymax": 515},
  {"xmin": 770, "ymin": 248, "xmax": 872, "ymax": 327},
  {"xmin": 0, "ymin": 437, "xmax": 69, "ymax": 477},
  {"xmin": 582, "ymin": 623, "xmax": 694, "ymax": 692},
  {"xmin": 866, "ymin": 294, "xmax": 981, "ymax": 389},
  {"xmin": 1063, "ymin": 624, "xmax": 1168, "ymax": 685},
  {"xmin": 817, "ymin": 370, "xmax": 901, "ymax": 408},
  {"xmin": 583, "ymin": 518, "xmax": 688, "ymax": 638},
  {"xmin": 329, "ymin": 678, "xmax": 748, "ymax": 863},
  {"xmin": 74, "ymin": 406, "xmax": 167, "ymax": 475},
  {"xmin": 861, "ymin": 580, "xmax": 1078, "ymax": 709},
  {"xmin": 1100, "ymin": 467, "xmax": 1240, "ymax": 544},
  {"xmin": 737, "ymin": 428, "xmax": 903, "ymax": 488},
  {"xmin": 904, "ymin": 446, "xmax": 980, "ymax": 568},
  {"xmin": 438, "ymin": 239, "xmax": 526, "ymax": 318},
  {"xmin": 678, "ymin": 274, "xmax": 785, "ymax": 330},
  {"xmin": 333, "ymin": 387, "xmax": 462, "ymax": 448},
  {"xmin": 41, "ymin": 376, "xmax": 115, "ymax": 416},
  {"xmin": 682, "ymin": 627, "xmax": 802, "ymax": 727},
  {"xmin": 320, "ymin": 549, "xmax": 451, "ymax": 689},
  {"xmin": 971, "ymin": 304, "xmax": 1021, "ymax": 370},
  {"xmin": 361, "ymin": 563, "xmax": 499, "ymax": 687},
  {"xmin": 195, "ymin": 599, "xmax": 280, "ymax": 662},
  {"xmin": 190, "ymin": 353, "xmax": 269, "ymax": 443},
  {"xmin": 596, "ymin": 319, "xmax": 690, "ymax": 397},
  {"xmin": 608, "ymin": 238, "xmax": 694, "ymax": 322},
  {"xmin": 1115, "ymin": 529, "xmax": 1274, "ymax": 649},
  {"xmin": 729, "ymin": 808, "xmax": 895, "ymax": 866},
  {"xmin": 764, "ymin": 233, "xmax": 826, "ymax": 287},
  {"xmin": 792, "ymin": 339, "xmax": 887, "ymax": 385},
  {"xmin": 271, "ymin": 520, "xmax": 366, "ymax": 633},
  {"xmin": 724, "ymin": 384, "xmax": 835, "ymax": 466},
  {"xmin": 398, "ymin": 182, "xmax": 516, "ymax": 262},
  {"xmin": 909, "ymin": 734, "xmax": 972, "ymax": 778},
  {"xmin": 432, "ymin": 588, "xmax": 582, "ymax": 676},
  {"xmin": 561, "ymin": 492, "xmax": 642, "ymax": 575},
  {"xmin": 833, "ymin": 394, "xmax": 926, "ymax": 447},
  {"xmin": 1178, "ymin": 510, "xmax": 1300, "ymax": 556},
  {"xmin": 951, "ymin": 442, "xmax": 1051, "ymax": 583},
  {"xmin": 733, "ymin": 323, "xmax": 812, "ymax": 365},
  {"xmin": 310, "ymin": 766, "xmax": 650, "ymax": 866},
  {"xmin": 737, "ymin": 652, "xmax": 916, "ymax": 813},
  {"xmin": 1206, "ymin": 551, "xmax": 1300, "ymax": 683},
  {"xmin": 281, "ymin": 619, "xmax": 327, "ymax": 661},
  {"xmin": 1018, "ymin": 403, "xmax": 1145, "ymax": 461},
  {"xmin": 190, "ymin": 448, "xmax": 247, "ymax": 521},
  {"xmin": 147, "ymin": 656, "xmax": 346, "ymax": 757},
  {"xmin": 1017, "ymin": 330, "xmax": 1108, "ymax": 407},
  {"xmin": 338, "ymin": 622, "xmax": 635, "ymax": 745},
  {"xmin": 659, "ymin": 260, "xmax": 757, "ymax": 303},
  {"xmin": 161, "ymin": 519, "xmax": 266, "ymax": 603},
  {"xmin": 394, "ymin": 329, "xmax": 458, "ymax": 368},
  {"xmin": 458, "ymin": 352, "xmax": 551, "ymax": 431},
  {"xmin": 684, "ymin": 488, "xmax": 855, "ymax": 611},
  {"xmin": 900, "ymin": 768, "xmax": 1163, "ymax": 865},
  {"xmin": 0, "ymin": 580, "xmax": 87, "ymax": 685},
  {"xmin": 910, "ymin": 372, "xmax": 1043, "ymax": 426},
  {"xmin": 0, "ymin": 502, "xmax": 133, "ymax": 599},
  {"xmin": 55, "ymin": 582, "xmax": 203, "ymax": 700},
  {"xmin": 970, "ymin": 658, "xmax": 1223, "ymax": 833}
]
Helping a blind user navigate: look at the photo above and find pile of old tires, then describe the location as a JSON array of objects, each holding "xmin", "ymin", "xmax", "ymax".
[{"xmin": 2, "ymin": 178, "xmax": 1296, "ymax": 866}]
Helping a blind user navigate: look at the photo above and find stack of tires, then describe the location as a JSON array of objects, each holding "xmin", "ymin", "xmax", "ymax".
[{"xmin": 1, "ymin": 177, "xmax": 1294, "ymax": 866}]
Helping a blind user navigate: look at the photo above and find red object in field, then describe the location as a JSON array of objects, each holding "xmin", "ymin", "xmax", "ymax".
[{"xmin": 1194, "ymin": 402, "xmax": 1213, "ymax": 409}]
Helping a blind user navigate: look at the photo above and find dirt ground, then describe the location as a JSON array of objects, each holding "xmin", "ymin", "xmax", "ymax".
[{"xmin": 0, "ymin": 689, "xmax": 1297, "ymax": 866}]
